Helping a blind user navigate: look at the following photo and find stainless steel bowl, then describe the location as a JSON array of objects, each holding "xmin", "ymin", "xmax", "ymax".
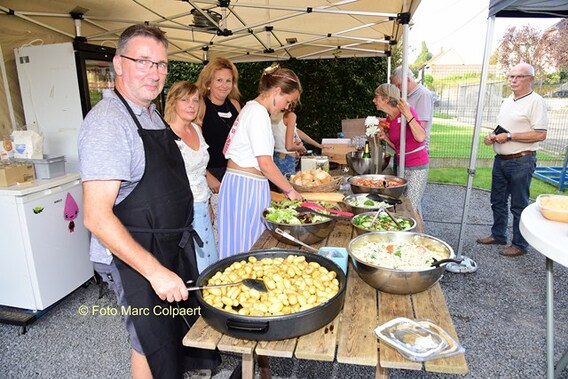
[
  {"xmin": 346, "ymin": 151, "xmax": 390, "ymax": 175},
  {"xmin": 262, "ymin": 214, "xmax": 336, "ymax": 246},
  {"xmin": 343, "ymin": 193, "xmax": 394, "ymax": 215},
  {"xmin": 351, "ymin": 211, "xmax": 416, "ymax": 235},
  {"xmin": 349, "ymin": 174, "xmax": 408, "ymax": 199},
  {"xmin": 346, "ymin": 232, "xmax": 454, "ymax": 294}
]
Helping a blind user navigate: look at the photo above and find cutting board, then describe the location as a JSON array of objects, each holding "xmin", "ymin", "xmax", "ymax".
[{"xmin": 270, "ymin": 191, "xmax": 344, "ymax": 203}]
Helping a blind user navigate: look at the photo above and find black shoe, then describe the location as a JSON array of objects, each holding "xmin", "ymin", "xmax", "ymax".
[{"xmin": 476, "ymin": 236, "xmax": 507, "ymax": 245}]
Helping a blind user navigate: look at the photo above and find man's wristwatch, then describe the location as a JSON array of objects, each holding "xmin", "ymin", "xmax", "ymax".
[{"xmin": 506, "ymin": 132, "xmax": 512, "ymax": 142}]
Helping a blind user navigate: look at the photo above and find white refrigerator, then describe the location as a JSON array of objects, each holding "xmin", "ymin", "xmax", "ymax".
[
  {"xmin": 0, "ymin": 174, "xmax": 93, "ymax": 311},
  {"xmin": 14, "ymin": 42, "xmax": 115, "ymax": 173}
]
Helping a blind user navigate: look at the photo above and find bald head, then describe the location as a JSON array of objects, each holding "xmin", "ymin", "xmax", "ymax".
[
  {"xmin": 508, "ymin": 62, "xmax": 535, "ymax": 98},
  {"xmin": 512, "ymin": 62, "xmax": 535, "ymax": 76}
]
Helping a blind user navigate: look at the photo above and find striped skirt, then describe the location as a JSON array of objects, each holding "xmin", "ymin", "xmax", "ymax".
[{"xmin": 217, "ymin": 168, "xmax": 271, "ymax": 259}]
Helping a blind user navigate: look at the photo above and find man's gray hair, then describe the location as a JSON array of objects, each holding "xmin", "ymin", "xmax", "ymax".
[
  {"xmin": 391, "ymin": 66, "xmax": 415, "ymax": 81},
  {"xmin": 516, "ymin": 62, "xmax": 535, "ymax": 76}
]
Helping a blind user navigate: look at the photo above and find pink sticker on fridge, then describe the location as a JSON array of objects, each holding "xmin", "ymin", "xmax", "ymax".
[{"xmin": 64, "ymin": 192, "xmax": 79, "ymax": 232}]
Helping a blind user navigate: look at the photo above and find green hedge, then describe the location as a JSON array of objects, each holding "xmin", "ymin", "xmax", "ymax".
[{"xmin": 165, "ymin": 57, "xmax": 389, "ymax": 147}]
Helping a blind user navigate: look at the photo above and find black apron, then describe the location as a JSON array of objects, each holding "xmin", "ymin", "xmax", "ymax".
[{"xmin": 112, "ymin": 90, "xmax": 220, "ymax": 378}]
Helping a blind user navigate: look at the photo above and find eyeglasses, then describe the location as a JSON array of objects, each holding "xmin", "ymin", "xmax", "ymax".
[
  {"xmin": 120, "ymin": 55, "xmax": 168, "ymax": 74},
  {"xmin": 508, "ymin": 74, "xmax": 532, "ymax": 80}
]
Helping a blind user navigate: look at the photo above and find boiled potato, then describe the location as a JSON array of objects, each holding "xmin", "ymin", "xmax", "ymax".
[{"xmin": 202, "ymin": 255, "xmax": 341, "ymax": 316}]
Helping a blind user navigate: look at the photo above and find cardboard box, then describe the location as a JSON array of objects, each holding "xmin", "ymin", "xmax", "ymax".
[
  {"xmin": 321, "ymin": 138, "xmax": 357, "ymax": 165},
  {"xmin": 0, "ymin": 162, "xmax": 35, "ymax": 187}
]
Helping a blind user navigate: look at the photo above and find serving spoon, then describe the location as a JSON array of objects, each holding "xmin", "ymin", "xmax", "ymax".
[
  {"xmin": 366, "ymin": 193, "xmax": 402, "ymax": 205},
  {"xmin": 430, "ymin": 257, "xmax": 463, "ymax": 268},
  {"xmin": 186, "ymin": 278, "xmax": 268, "ymax": 293},
  {"xmin": 274, "ymin": 227, "xmax": 320, "ymax": 253}
]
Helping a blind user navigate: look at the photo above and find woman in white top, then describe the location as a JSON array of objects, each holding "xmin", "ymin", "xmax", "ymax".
[
  {"xmin": 218, "ymin": 66, "xmax": 303, "ymax": 258},
  {"xmin": 165, "ymin": 81, "xmax": 218, "ymax": 273},
  {"xmin": 271, "ymin": 107, "xmax": 323, "ymax": 176}
]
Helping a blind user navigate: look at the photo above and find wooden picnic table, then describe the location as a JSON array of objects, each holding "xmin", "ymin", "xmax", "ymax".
[{"xmin": 183, "ymin": 196, "xmax": 468, "ymax": 378}]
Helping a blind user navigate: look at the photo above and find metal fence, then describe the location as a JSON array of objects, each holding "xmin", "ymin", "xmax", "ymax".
[{"xmin": 426, "ymin": 66, "xmax": 568, "ymax": 169}]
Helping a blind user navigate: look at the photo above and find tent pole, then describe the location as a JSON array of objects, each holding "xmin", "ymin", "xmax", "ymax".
[
  {"xmin": 399, "ymin": 18, "xmax": 410, "ymax": 178},
  {"xmin": 0, "ymin": 46, "xmax": 17, "ymax": 131},
  {"xmin": 447, "ymin": 16, "xmax": 495, "ymax": 274}
]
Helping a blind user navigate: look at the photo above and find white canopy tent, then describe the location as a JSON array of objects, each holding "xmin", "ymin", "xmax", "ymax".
[
  {"xmin": 453, "ymin": 0, "xmax": 568, "ymax": 273},
  {"xmin": 0, "ymin": 0, "xmax": 421, "ymax": 136}
]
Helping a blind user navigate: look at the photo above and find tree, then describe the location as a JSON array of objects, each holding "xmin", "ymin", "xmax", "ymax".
[
  {"xmin": 411, "ymin": 41, "xmax": 432, "ymax": 72},
  {"xmin": 497, "ymin": 22, "xmax": 568, "ymax": 75},
  {"xmin": 540, "ymin": 19, "xmax": 568, "ymax": 72}
]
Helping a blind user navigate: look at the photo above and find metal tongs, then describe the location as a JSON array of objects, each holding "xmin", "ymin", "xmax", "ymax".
[{"xmin": 371, "ymin": 207, "xmax": 402, "ymax": 230}]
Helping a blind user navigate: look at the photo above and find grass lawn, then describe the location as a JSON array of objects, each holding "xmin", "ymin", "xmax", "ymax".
[
  {"xmin": 429, "ymin": 122, "xmax": 559, "ymax": 161},
  {"xmin": 428, "ymin": 167, "xmax": 563, "ymax": 200},
  {"xmin": 427, "ymin": 118, "xmax": 564, "ymax": 199}
]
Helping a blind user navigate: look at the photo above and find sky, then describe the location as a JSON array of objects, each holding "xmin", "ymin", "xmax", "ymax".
[{"xmin": 408, "ymin": 0, "xmax": 563, "ymax": 64}]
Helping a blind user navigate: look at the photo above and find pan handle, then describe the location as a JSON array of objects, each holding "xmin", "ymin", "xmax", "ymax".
[{"xmin": 226, "ymin": 318, "xmax": 269, "ymax": 333}]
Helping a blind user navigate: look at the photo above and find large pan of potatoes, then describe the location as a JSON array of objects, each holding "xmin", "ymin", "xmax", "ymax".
[{"xmin": 195, "ymin": 249, "xmax": 346, "ymax": 340}]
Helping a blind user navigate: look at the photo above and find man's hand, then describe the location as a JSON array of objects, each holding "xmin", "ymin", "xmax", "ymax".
[
  {"xmin": 484, "ymin": 133, "xmax": 497, "ymax": 145},
  {"xmin": 147, "ymin": 266, "xmax": 189, "ymax": 303}
]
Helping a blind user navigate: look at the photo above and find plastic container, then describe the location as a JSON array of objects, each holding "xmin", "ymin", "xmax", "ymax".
[
  {"xmin": 374, "ymin": 317, "xmax": 447, "ymax": 361},
  {"xmin": 31, "ymin": 155, "xmax": 66, "ymax": 179},
  {"xmin": 318, "ymin": 247, "xmax": 348, "ymax": 275},
  {"xmin": 537, "ymin": 194, "xmax": 568, "ymax": 223}
]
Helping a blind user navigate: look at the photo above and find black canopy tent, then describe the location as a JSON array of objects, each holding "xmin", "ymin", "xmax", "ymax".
[{"xmin": 451, "ymin": 1, "xmax": 568, "ymax": 274}]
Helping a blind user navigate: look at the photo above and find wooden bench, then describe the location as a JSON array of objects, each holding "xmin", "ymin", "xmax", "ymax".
[{"xmin": 183, "ymin": 197, "xmax": 468, "ymax": 378}]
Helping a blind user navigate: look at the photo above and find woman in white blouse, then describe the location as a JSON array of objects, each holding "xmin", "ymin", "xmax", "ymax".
[{"xmin": 165, "ymin": 81, "xmax": 218, "ymax": 273}]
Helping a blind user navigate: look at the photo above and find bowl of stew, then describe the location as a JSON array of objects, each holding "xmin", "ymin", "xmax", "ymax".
[{"xmin": 349, "ymin": 174, "xmax": 408, "ymax": 199}]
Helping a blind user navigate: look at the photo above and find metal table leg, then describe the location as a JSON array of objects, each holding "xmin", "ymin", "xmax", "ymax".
[{"xmin": 546, "ymin": 258, "xmax": 554, "ymax": 379}]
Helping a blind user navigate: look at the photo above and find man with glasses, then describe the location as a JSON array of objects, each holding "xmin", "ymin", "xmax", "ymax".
[
  {"xmin": 390, "ymin": 66, "xmax": 434, "ymax": 150},
  {"xmin": 476, "ymin": 62, "xmax": 548, "ymax": 257},
  {"xmin": 79, "ymin": 24, "xmax": 219, "ymax": 378}
]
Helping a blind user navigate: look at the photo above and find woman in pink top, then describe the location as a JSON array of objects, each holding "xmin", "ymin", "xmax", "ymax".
[{"xmin": 373, "ymin": 83, "xmax": 429, "ymax": 215}]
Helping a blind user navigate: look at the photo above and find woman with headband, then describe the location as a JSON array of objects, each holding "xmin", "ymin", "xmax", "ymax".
[{"xmin": 217, "ymin": 65, "xmax": 303, "ymax": 258}]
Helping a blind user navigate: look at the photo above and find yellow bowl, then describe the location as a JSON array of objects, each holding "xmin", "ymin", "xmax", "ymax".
[{"xmin": 536, "ymin": 194, "xmax": 568, "ymax": 223}]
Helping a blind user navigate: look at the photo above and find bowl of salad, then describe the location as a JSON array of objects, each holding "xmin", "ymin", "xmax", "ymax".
[
  {"xmin": 262, "ymin": 200, "xmax": 337, "ymax": 246},
  {"xmin": 352, "ymin": 211, "xmax": 416, "ymax": 235},
  {"xmin": 343, "ymin": 193, "xmax": 394, "ymax": 215}
]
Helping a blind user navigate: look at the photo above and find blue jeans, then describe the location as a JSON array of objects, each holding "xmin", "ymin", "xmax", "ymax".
[
  {"xmin": 193, "ymin": 201, "xmax": 219, "ymax": 273},
  {"xmin": 273, "ymin": 152, "xmax": 296, "ymax": 176},
  {"xmin": 490, "ymin": 154, "xmax": 536, "ymax": 250}
]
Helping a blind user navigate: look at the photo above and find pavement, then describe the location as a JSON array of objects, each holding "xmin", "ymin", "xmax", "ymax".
[{"xmin": 1, "ymin": 183, "xmax": 567, "ymax": 379}]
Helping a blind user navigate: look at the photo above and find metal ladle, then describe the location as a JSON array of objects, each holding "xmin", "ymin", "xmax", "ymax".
[{"xmin": 187, "ymin": 278, "xmax": 268, "ymax": 293}]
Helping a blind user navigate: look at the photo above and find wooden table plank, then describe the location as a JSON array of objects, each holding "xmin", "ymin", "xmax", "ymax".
[
  {"xmin": 255, "ymin": 338, "xmax": 297, "ymax": 358},
  {"xmin": 182, "ymin": 195, "xmax": 468, "ymax": 376},
  {"xmin": 336, "ymin": 263, "xmax": 378, "ymax": 366},
  {"xmin": 326, "ymin": 220, "xmax": 355, "ymax": 247},
  {"xmin": 413, "ymin": 284, "xmax": 468, "ymax": 374},
  {"xmin": 182, "ymin": 316, "xmax": 222, "ymax": 350},
  {"xmin": 378, "ymin": 291, "xmax": 422, "ymax": 370},
  {"xmin": 295, "ymin": 314, "xmax": 340, "ymax": 362},
  {"xmin": 217, "ymin": 334, "xmax": 257, "ymax": 354}
]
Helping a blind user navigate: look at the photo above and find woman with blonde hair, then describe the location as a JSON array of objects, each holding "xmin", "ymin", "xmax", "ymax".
[
  {"xmin": 196, "ymin": 57, "xmax": 242, "ymax": 193},
  {"xmin": 218, "ymin": 66, "xmax": 303, "ymax": 258},
  {"xmin": 373, "ymin": 83, "xmax": 429, "ymax": 215},
  {"xmin": 165, "ymin": 81, "xmax": 219, "ymax": 273}
]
